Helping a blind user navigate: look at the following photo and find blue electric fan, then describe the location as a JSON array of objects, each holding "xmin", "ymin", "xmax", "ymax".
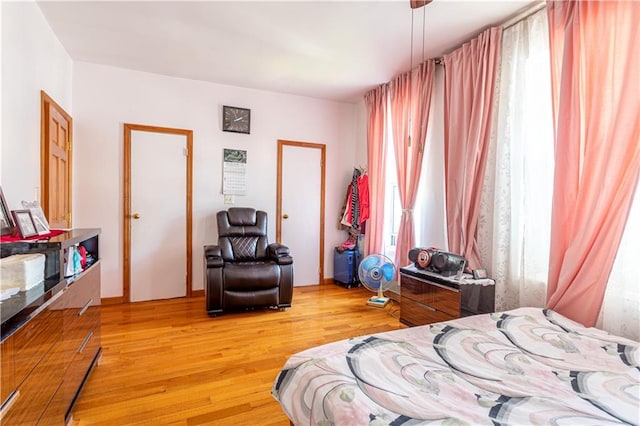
[{"xmin": 358, "ymin": 254, "xmax": 396, "ymax": 308}]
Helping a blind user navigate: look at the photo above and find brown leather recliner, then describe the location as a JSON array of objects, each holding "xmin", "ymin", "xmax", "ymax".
[{"xmin": 204, "ymin": 208, "xmax": 293, "ymax": 316}]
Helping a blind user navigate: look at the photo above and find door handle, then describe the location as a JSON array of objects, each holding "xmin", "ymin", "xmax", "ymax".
[
  {"xmin": 282, "ymin": 214, "xmax": 289, "ymax": 219},
  {"xmin": 133, "ymin": 213, "xmax": 141, "ymax": 219}
]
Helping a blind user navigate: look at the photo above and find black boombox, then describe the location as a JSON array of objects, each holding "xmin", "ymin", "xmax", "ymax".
[{"xmin": 408, "ymin": 247, "xmax": 467, "ymax": 277}]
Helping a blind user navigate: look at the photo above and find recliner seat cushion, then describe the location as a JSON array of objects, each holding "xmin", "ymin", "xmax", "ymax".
[
  {"xmin": 224, "ymin": 288, "xmax": 279, "ymax": 308},
  {"xmin": 223, "ymin": 262, "xmax": 280, "ymax": 291}
]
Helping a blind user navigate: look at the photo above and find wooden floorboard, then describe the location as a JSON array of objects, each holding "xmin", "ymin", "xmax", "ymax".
[{"xmin": 71, "ymin": 284, "xmax": 405, "ymax": 425}]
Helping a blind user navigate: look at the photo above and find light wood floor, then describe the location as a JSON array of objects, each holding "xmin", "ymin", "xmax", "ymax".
[{"xmin": 71, "ymin": 285, "xmax": 406, "ymax": 425}]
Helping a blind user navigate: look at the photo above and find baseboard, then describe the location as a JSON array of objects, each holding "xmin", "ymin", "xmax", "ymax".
[
  {"xmin": 101, "ymin": 296, "xmax": 125, "ymax": 305},
  {"xmin": 102, "ymin": 291, "xmax": 204, "ymax": 305},
  {"xmin": 323, "ymin": 278, "xmax": 334, "ymax": 285}
]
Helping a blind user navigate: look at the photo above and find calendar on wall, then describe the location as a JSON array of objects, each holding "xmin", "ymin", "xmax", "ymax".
[{"xmin": 222, "ymin": 149, "xmax": 247, "ymax": 195}]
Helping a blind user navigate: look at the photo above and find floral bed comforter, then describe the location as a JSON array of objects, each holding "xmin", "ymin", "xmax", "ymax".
[{"xmin": 272, "ymin": 308, "xmax": 639, "ymax": 425}]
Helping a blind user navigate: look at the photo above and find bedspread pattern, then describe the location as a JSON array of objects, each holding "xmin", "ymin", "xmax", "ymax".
[{"xmin": 272, "ymin": 308, "xmax": 639, "ymax": 425}]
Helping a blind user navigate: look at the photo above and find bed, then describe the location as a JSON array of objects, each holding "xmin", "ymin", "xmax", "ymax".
[{"xmin": 272, "ymin": 307, "xmax": 639, "ymax": 425}]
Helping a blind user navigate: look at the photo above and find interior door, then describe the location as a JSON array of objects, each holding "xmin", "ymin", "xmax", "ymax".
[
  {"xmin": 277, "ymin": 140, "xmax": 325, "ymax": 286},
  {"xmin": 41, "ymin": 91, "xmax": 72, "ymax": 228},
  {"xmin": 124, "ymin": 124, "xmax": 193, "ymax": 302}
]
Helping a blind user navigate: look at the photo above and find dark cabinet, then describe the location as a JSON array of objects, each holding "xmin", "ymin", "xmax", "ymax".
[
  {"xmin": 4, "ymin": 292, "xmax": 66, "ymax": 424},
  {"xmin": 0, "ymin": 336, "xmax": 13, "ymax": 406},
  {"xmin": 0, "ymin": 229, "xmax": 101, "ymax": 424},
  {"xmin": 60, "ymin": 263, "xmax": 101, "ymax": 418},
  {"xmin": 399, "ymin": 265, "xmax": 495, "ymax": 327},
  {"xmin": 1, "ymin": 289, "xmax": 66, "ymax": 424}
]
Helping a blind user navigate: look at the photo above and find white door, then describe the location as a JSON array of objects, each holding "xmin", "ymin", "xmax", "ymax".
[
  {"xmin": 130, "ymin": 130, "xmax": 187, "ymax": 301},
  {"xmin": 281, "ymin": 144, "xmax": 323, "ymax": 286}
]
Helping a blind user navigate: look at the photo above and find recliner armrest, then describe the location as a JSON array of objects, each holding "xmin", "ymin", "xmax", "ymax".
[
  {"xmin": 268, "ymin": 243, "xmax": 293, "ymax": 265},
  {"xmin": 204, "ymin": 245, "xmax": 224, "ymax": 268}
]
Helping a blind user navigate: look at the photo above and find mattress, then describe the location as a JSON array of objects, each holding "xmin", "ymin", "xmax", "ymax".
[{"xmin": 272, "ymin": 307, "xmax": 639, "ymax": 425}]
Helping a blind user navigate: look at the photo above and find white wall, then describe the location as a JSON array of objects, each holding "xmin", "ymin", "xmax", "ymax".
[
  {"xmin": 354, "ymin": 100, "xmax": 367, "ymax": 166},
  {"xmin": 72, "ymin": 62, "xmax": 360, "ymax": 298},
  {"xmin": 1, "ymin": 1, "xmax": 73, "ymax": 207}
]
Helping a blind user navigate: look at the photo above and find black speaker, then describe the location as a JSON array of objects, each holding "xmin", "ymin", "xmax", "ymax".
[
  {"xmin": 430, "ymin": 251, "xmax": 467, "ymax": 276},
  {"xmin": 408, "ymin": 247, "xmax": 467, "ymax": 275}
]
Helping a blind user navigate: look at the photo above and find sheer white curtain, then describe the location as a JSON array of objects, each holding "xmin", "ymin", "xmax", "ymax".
[
  {"xmin": 597, "ymin": 185, "xmax": 640, "ymax": 341},
  {"xmin": 478, "ymin": 9, "xmax": 554, "ymax": 311},
  {"xmin": 480, "ymin": 8, "xmax": 640, "ymax": 341}
]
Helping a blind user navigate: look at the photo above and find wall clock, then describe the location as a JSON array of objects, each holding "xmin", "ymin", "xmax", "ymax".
[{"xmin": 222, "ymin": 105, "xmax": 251, "ymax": 134}]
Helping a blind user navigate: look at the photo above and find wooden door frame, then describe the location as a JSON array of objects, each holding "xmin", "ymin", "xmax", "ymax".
[
  {"xmin": 123, "ymin": 123, "xmax": 193, "ymax": 303},
  {"xmin": 276, "ymin": 140, "xmax": 326, "ymax": 284},
  {"xmin": 40, "ymin": 90, "xmax": 73, "ymax": 227}
]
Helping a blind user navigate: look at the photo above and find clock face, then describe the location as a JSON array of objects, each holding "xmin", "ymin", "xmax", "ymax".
[{"xmin": 223, "ymin": 106, "xmax": 250, "ymax": 134}]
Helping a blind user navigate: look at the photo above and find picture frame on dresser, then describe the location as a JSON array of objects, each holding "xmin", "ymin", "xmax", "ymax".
[
  {"xmin": 1, "ymin": 186, "xmax": 15, "ymax": 235},
  {"xmin": 472, "ymin": 268, "xmax": 488, "ymax": 279},
  {"xmin": 21, "ymin": 200, "xmax": 50, "ymax": 235},
  {"xmin": 12, "ymin": 209, "xmax": 38, "ymax": 238}
]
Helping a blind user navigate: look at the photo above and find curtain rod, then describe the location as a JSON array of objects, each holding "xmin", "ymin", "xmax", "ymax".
[
  {"xmin": 502, "ymin": 1, "xmax": 546, "ymax": 30},
  {"xmin": 434, "ymin": 1, "xmax": 546, "ymax": 65}
]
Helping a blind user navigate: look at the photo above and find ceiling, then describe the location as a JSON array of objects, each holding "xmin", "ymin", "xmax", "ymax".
[{"xmin": 37, "ymin": 0, "xmax": 539, "ymax": 104}]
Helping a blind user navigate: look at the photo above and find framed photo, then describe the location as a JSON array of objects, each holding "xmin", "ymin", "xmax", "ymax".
[
  {"xmin": 0, "ymin": 186, "xmax": 14, "ymax": 236},
  {"xmin": 472, "ymin": 268, "xmax": 488, "ymax": 279},
  {"xmin": 12, "ymin": 209, "xmax": 38, "ymax": 238},
  {"xmin": 22, "ymin": 200, "xmax": 50, "ymax": 235}
]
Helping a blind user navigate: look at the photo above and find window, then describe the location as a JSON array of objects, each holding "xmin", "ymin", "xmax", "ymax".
[{"xmin": 383, "ymin": 137, "xmax": 401, "ymax": 260}]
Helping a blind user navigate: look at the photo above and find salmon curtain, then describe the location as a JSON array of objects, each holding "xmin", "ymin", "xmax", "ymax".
[
  {"xmin": 364, "ymin": 85, "xmax": 389, "ymax": 256},
  {"xmin": 443, "ymin": 27, "xmax": 502, "ymax": 270},
  {"xmin": 545, "ymin": 0, "xmax": 640, "ymax": 326},
  {"xmin": 389, "ymin": 61, "xmax": 435, "ymax": 267}
]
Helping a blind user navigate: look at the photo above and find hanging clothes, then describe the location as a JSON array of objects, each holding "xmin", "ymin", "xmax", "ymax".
[
  {"xmin": 358, "ymin": 172, "xmax": 370, "ymax": 224},
  {"xmin": 340, "ymin": 168, "xmax": 370, "ymax": 232}
]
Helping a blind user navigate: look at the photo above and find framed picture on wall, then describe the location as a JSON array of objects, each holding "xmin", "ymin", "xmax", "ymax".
[
  {"xmin": 12, "ymin": 209, "xmax": 38, "ymax": 238},
  {"xmin": 1, "ymin": 186, "xmax": 15, "ymax": 236}
]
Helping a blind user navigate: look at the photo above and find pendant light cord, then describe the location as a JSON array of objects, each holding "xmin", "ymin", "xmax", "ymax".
[
  {"xmin": 419, "ymin": 7, "xmax": 426, "ymax": 153},
  {"xmin": 408, "ymin": 8, "xmax": 414, "ymax": 147},
  {"xmin": 422, "ymin": 7, "xmax": 426, "ymax": 62}
]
